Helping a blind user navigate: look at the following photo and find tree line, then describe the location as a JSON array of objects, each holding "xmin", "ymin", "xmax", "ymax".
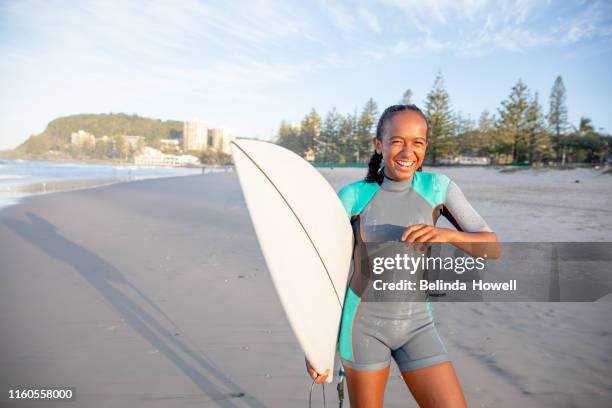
[{"xmin": 276, "ymin": 73, "xmax": 611, "ymax": 166}]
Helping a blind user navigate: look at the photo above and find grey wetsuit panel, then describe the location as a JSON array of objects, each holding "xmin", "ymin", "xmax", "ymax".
[{"xmin": 340, "ymin": 174, "xmax": 491, "ymax": 372}]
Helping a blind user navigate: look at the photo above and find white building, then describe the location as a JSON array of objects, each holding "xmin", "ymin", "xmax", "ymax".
[
  {"xmin": 439, "ymin": 155, "xmax": 491, "ymax": 165},
  {"xmin": 124, "ymin": 135, "xmax": 145, "ymax": 150},
  {"xmin": 134, "ymin": 147, "xmax": 199, "ymax": 167},
  {"xmin": 183, "ymin": 120, "xmax": 208, "ymax": 151},
  {"xmin": 160, "ymin": 138, "xmax": 180, "ymax": 153},
  {"xmin": 70, "ymin": 130, "xmax": 96, "ymax": 146},
  {"xmin": 208, "ymin": 128, "xmax": 236, "ymax": 154}
]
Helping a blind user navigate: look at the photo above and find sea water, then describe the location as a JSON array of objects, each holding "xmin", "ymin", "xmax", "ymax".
[{"xmin": 0, "ymin": 159, "xmax": 206, "ymax": 210}]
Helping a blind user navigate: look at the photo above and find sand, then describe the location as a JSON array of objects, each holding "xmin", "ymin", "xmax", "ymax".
[{"xmin": 0, "ymin": 168, "xmax": 611, "ymax": 407}]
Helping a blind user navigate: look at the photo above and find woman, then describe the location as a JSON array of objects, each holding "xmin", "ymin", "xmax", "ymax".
[{"xmin": 307, "ymin": 104, "xmax": 499, "ymax": 407}]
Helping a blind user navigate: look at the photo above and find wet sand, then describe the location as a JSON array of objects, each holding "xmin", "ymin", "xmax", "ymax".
[{"xmin": 0, "ymin": 168, "xmax": 611, "ymax": 407}]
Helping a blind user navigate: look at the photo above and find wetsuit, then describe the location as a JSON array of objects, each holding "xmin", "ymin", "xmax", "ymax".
[{"xmin": 337, "ymin": 171, "xmax": 492, "ymax": 372}]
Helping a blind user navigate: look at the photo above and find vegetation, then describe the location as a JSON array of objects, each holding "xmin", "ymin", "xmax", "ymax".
[
  {"xmin": 276, "ymin": 73, "xmax": 611, "ymax": 166},
  {"xmin": 10, "ymin": 113, "xmax": 183, "ymax": 161},
  {"xmin": 197, "ymin": 150, "xmax": 233, "ymax": 165}
]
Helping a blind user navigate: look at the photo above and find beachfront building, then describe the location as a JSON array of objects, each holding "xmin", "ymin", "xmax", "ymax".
[
  {"xmin": 160, "ymin": 138, "xmax": 180, "ymax": 153},
  {"xmin": 208, "ymin": 128, "xmax": 236, "ymax": 154},
  {"xmin": 124, "ymin": 135, "xmax": 145, "ymax": 150},
  {"xmin": 70, "ymin": 130, "xmax": 96, "ymax": 146},
  {"xmin": 134, "ymin": 147, "xmax": 200, "ymax": 167},
  {"xmin": 183, "ymin": 120, "xmax": 208, "ymax": 152},
  {"xmin": 439, "ymin": 155, "xmax": 491, "ymax": 165}
]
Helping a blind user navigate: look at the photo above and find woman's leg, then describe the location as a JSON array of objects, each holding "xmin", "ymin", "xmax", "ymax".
[
  {"xmin": 401, "ymin": 361, "xmax": 467, "ymax": 408},
  {"xmin": 344, "ymin": 365, "xmax": 390, "ymax": 408}
]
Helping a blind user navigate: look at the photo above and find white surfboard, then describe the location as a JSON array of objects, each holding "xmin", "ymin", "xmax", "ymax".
[{"xmin": 231, "ymin": 139, "xmax": 353, "ymax": 382}]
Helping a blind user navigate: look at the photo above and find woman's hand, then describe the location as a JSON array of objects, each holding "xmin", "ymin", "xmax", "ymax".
[
  {"xmin": 402, "ymin": 224, "xmax": 500, "ymax": 258},
  {"xmin": 305, "ymin": 358, "xmax": 330, "ymax": 384},
  {"xmin": 402, "ymin": 224, "xmax": 454, "ymax": 243}
]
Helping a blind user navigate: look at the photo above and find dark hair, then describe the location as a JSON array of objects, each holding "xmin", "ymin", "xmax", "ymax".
[{"xmin": 365, "ymin": 104, "xmax": 429, "ymax": 184}]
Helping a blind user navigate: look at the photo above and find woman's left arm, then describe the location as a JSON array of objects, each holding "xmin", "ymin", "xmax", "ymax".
[{"xmin": 402, "ymin": 180, "xmax": 500, "ymax": 258}]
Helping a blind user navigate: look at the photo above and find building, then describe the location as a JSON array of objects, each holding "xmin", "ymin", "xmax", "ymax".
[
  {"xmin": 160, "ymin": 138, "xmax": 180, "ymax": 153},
  {"xmin": 70, "ymin": 130, "xmax": 96, "ymax": 146},
  {"xmin": 183, "ymin": 120, "xmax": 208, "ymax": 152},
  {"xmin": 134, "ymin": 147, "xmax": 199, "ymax": 167},
  {"xmin": 439, "ymin": 155, "xmax": 491, "ymax": 165},
  {"xmin": 124, "ymin": 135, "xmax": 145, "ymax": 150},
  {"xmin": 208, "ymin": 128, "xmax": 236, "ymax": 154}
]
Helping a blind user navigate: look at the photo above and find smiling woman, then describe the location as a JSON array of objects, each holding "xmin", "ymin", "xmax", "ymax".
[
  {"xmin": 369, "ymin": 105, "xmax": 429, "ymax": 182},
  {"xmin": 307, "ymin": 104, "xmax": 499, "ymax": 407}
]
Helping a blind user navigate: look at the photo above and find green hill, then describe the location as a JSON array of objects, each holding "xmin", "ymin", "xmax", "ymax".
[{"xmin": 13, "ymin": 113, "xmax": 183, "ymax": 158}]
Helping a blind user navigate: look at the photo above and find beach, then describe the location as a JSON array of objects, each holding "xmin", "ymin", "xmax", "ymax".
[{"xmin": 1, "ymin": 168, "xmax": 611, "ymax": 407}]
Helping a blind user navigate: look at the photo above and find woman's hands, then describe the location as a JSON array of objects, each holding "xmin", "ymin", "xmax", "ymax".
[
  {"xmin": 305, "ymin": 358, "xmax": 330, "ymax": 384},
  {"xmin": 402, "ymin": 224, "xmax": 500, "ymax": 259},
  {"xmin": 401, "ymin": 224, "xmax": 455, "ymax": 243}
]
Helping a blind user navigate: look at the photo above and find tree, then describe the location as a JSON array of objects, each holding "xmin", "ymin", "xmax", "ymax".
[
  {"xmin": 300, "ymin": 109, "xmax": 321, "ymax": 158},
  {"xmin": 548, "ymin": 76, "xmax": 568, "ymax": 163},
  {"xmin": 277, "ymin": 120, "xmax": 304, "ymax": 156},
  {"xmin": 525, "ymin": 92, "xmax": 545, "ymax": 163},
  {"xmin": 497, "ymin": 79, "xmax": 530, "ymax": 163},
  {"xmin": 478, "ymin": 111, "xmax": 495, "ymax": 133},
  {"xmin": 578, "ymin": 117, "xmax": 594, "ymax": 136},
  {"xmin": 425, "ymin": 72, "xmax": 454, "ymax": 164},
  {"xmin": 355, "ymin": 98, "xmax": 379, "ymax": 162},
  {"xmin": 339, "ymin": 111, "xmax": 358, "ymax": 163},
  {"xmin": 319, "ymin": 108, "xmax": 342, "ymax": 163},
  {"xmin": 400, "ymin": 89, "xmax": 413, "ymax": 105}
]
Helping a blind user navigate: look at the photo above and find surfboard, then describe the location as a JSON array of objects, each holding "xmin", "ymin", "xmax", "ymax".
[{"xmin": 230, "ymin": 139, "xmax": 353, "ymax": 382}]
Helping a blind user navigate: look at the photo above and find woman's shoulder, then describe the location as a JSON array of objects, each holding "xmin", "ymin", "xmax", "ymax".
[
  {"xmin": 415, "ymin": 171, "xmax": 451, "ymax": 185},
  {"xmin": 337, "ymin": 179, "xmax": 380, "ymax": 216},
  {"xmin": 413, "ymin": 171, "xmax": 453, "ymax": 206}
]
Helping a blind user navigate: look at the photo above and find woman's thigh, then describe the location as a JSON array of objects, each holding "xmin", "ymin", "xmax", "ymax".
[
  {"xmin": 401, "ymin": 361, "xmax": 467, "ymax": 408},
  {"xmin": 344, "ymin": 365, "xmax": 390, "ymax": 408}
]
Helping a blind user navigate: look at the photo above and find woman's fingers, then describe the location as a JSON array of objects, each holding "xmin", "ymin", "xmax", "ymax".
[
  {"xmin": 402, "ymin": 224, "xmax": 429, "ymax": 242},
  {"xmin": 305, "ymin": 358, "xmax": 330, "ymax": 383},
  {"xmin": 416, "ymin": 230, "xmax": 437, "ymax": 243},
  {"xmin": 406, "ymin": 225, "xmax": 433, "ymax": 242},
  {"xmin": 314, "ymin": 369, "xmax": 331, "ymax": 384}
]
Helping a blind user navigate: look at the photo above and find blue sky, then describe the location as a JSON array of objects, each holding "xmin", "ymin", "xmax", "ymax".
[{"xmin": 1, "ymin": 0, "xmax": 611, "ymax": 149}]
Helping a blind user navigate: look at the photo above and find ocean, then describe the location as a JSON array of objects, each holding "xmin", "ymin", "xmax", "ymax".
[{"xmin": 0, "ymin": 159, "xmax": 212, "ymax": 210}]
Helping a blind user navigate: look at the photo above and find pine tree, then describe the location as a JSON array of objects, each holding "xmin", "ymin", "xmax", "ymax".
[
  {"xmin": 319, "ymin": 108, "xmax": 342, "ymax": 163},
  {"xmin": 525, "ymin": 92, "xmax": 545, "ymax": 163},
  {"xmin": 548, "ymin": 76, "xmax": 568, "ymax": 163},
  {"xmin": 425, "ymin": 72, "xmax": 454, "ymax": 164},
  {"xmin": 400, "ymin": 89, "xmax": 413, "ymax": 105},
  {"xmin": 339, "ymin": 111, "xmax": 358, "ymax": 163},
  {"xmin": 277, "ymin": 120, "xmax": 303, "ymax": 156},
  {"xmin": 300, "ymin": 109, "xmax": 321, "ymax": 158},
  {"xmin": 355, "ymin": 98, "xmax": 379, "ymax": 163},
  {"xmin": 497, "ymin": 79, "xmax": 530, "ymax": 163}
]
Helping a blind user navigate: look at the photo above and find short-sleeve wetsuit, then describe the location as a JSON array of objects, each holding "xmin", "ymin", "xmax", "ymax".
[{"xmin": 337, "ymin": 171, "xmax": 492, "ymax": 372}]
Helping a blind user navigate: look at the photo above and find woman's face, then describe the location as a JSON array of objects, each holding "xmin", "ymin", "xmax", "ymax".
[{"xmin": 373, "ymin": 110, "xmax": 428, "ymax": 181}]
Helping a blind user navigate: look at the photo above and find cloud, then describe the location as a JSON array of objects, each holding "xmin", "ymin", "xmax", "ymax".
[
  {"xmin": 380, "ymin": 0, "xmax": 611, "ymax": 57},
  {"xmin": 317, "ymin": 0, "xmax": 356, "ymax": 32},
  {"xmin": 358, "ymin": 7, "xmax": 382, "ymax": 33},
  {"xmin": 560, "ymin": 1, "xmax": 612, "ymax": 44}
]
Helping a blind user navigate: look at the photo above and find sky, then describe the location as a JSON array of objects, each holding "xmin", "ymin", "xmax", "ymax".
[{"xmin": 0, "ymin": 0, "xmax": 611, "ymax": 150}]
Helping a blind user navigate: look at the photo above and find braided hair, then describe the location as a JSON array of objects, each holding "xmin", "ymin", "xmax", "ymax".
[{"xmin": 365, "ymin": 104, "xmax": 429, "ymax": 184}]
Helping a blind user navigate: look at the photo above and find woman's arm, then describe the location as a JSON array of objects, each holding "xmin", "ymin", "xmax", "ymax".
[{"xmin": 402, "ymin": 180, "xmax": 500, "ymax": 259}]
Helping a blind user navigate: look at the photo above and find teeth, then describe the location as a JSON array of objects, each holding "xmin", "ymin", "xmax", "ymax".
[{"xmin": 396, "ymin": 160, "xmax": 414, "ymax": 168}]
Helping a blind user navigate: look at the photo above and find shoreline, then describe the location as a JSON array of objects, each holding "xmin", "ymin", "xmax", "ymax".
[{"xmin": 0, "ymin": 158, "xmax": 234, "ymax": 211}]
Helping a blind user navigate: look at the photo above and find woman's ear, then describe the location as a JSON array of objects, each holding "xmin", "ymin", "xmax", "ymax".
[{"xmin": 372, "ymin": 137, "xmax": 382, "ymax": 155}]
